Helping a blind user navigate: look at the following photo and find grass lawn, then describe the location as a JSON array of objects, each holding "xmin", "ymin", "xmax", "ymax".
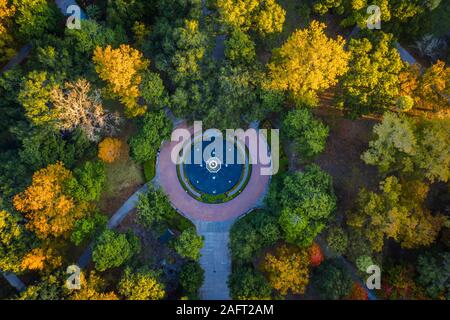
[{"xmin": 98, "ymin": 122, "xmax": 145, "ymax": 217}]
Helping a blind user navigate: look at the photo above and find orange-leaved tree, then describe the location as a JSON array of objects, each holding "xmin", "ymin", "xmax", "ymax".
[
  {"xmin": 98, "ymin": 137, "xmax": 123, "ymax": 163},
  {"xmin": 93, "ymin": 44, "xmax": 149, "ymax": 117},
  {"xmin": 309, "ymin": 242, "xmax": 324, "ymax": 267},
  {"xmin": 20, "ymin": 247, "xmax": 62, "ymax": 272},
  {"xmin": 261, "ymin": 244, "xmax": 310, "ymax": 295},
  {"xmin": 13, "ymin": 162, "xmax": 86, "ymax": 239}
]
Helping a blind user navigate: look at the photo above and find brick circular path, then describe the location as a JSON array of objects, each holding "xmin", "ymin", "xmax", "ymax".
[{"xmin": 157, "ymin": 124, "xmax": 271, "ymax": 222}]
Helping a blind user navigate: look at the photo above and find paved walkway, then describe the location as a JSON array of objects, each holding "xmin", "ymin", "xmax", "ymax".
[{"xmin": 193, "ymin": 219, "xmax": 236, "ymax": 300}]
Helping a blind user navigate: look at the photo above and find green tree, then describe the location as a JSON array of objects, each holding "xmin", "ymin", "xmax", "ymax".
[
  {"xmin": 118, "ymin": 267, "xmax": 165, "ymax": 300},
  {"xmin": 179, "ymin": 261, "xmax": 204, "ymax": 299},
  {"xmin": 13, "ymin": 0, "xmax": 59, "ymax": 41},
  {"xmin": 129, "ymin": 110, "xmax": 173, "ymax": 163},
  {"xmin": 229, "ymin": 266, "xmax": 272, "ymax": 299},
  {"xmin": 326, "ymin": 226, "xmax": 348, "ymax": 256},
  {"xmin": 172, "ymin": 228, "xmax": 204, "ymax": 261},
  {"xmin": 136, "ymin": 188, "xmax": 175, "ymax": 229},
  {"xmin": 92, "ymin": 229, "xmax": 141, "ymax": 272},
  {"xmin": 283, "ymin": 108, "xmax": 329, "ymax": 160},
  {"xmin": 18, "ymin": 71, "xmax": 58, "ymax": 126},
  {"xmin": 66, "ymin": 161, "xmax": 106, "ymax": 202},
  {"xmin": 229, "ymin": 210, "xmax": 280, "ymax": 262},
  {"xmin": 363, "ymin": 113, "xmax": 450, "ymax": 182},
  {"xmin": 224, "ymin": 29, "xmax": 256, "ymax": 65},
  {"xmin": 0, "ymin": 210, "xmax": 28, "ymax": 273},
  {"xmin": 312, "ymin": 259, "xmax": 353, "ymax": 300},
  {"xmin": 416, "ymin": 252, "xmax": 450, "ymax": 299},
  {"xmin": 70, "ymin": 212, "xmax": 108, "ymax": 246},
  {"xmin": 140, "ymin": 71, "xmax": 169, "ymax": 109},
  {"xmin": 278, "ymin": 165, "xmax": 337, "ymax": 247},
  {"xmin": 362, "ymin": 112, "xmax": 417, "ymax": 174},
  {"xmin": 340, "ymin": 31, "xmax": 404, "ymax": 116}
]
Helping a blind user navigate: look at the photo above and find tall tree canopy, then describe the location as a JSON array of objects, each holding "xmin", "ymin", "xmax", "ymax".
[
  {"xmin": 93, "ymin": 45, "xmax": 149, "ymax": 117},
  {"xmin": 267, "ymin": 21, "xmax": 349, "ymax": 103},
  {"xmin": 13, "ymin": 162, "xmax": 86, "ymax": 239},
  {"xmin": 347, "ymin": 176, "xmax": 445, "ymax": 252},
  {"xmin": 217, "ymin": 0, "xmax": 286, "ymax": 35},
  {"xmin": 339, "ymin": 31, "xmax": 404, "ymax": 116},
  {"xmin": 277, "ymin": 165, "xmax": 337, "ymax": 247}
]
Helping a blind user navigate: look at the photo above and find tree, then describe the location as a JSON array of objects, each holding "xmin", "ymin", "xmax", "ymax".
[
  {"xmin": 267, "ymin": 21, "xmax": 349, "ymax": 102},
  {"xmin": 224, "ymin": 29, "xmax": 256, "ymax": 65},
  {"xmin": 18, "ymin": 127, "xmax": 93, "ymax": 171},
  {"xmin": 129, "ymin": 110, "xmax": 173, "ymax": 163},
  {"xmin": 18, "ymin": 71, "xmax": 58, "ymax": 126},
  {"xmin": 339, "ymin": 31, "xmax": 404, "ymax": 116},
  {"xmin": 278, "ymin": 165, "xmax": 337, "ymax": 247},
  {"xmin": 362, "ymin": 113, "xmax": 450, "ymax": 182},
  {"xmin": 136, "ymin": 188, "xmax": 175, "ymax": 229},
  {"xmin": 179, "ymin": 261, "xmax": 205, "ymax": 299},
  {"xmin": 98, "ymin": 138, "xmax": 123, "ymax": 163},
  {"xmin": 230, "ymin": 210, "xmax": 281, "ymax": 262},
  {"xmin": 261, "ymin": 245, "xmax": 310, "ymax": 295},
  {"xmin": 13, "ymin": 0, "xmax": 59, "ymax": 41},
  {"xmin": 313, "ymin": 0, "xmax": 429, "ymax": 39},
  {"xmin": 217, "ymin": 0, "xmax": 286, "ymax": 35},
  {"xmin": 52, "ymin": 79, "xmax": 121, "ymax": 142},
  {"xmin": 172, "ymin": 228, "xmax": 204, "ymax": 261},
  {"xmin": 347, "ymin": 176, "xmax": 445, "ymax": 252},
  {"xmin": 118, "ymin": 267, "xmax": 165, "ymax": 300},
  {"xmin": 0, "ymin": 210, "xmax": 28, "ymax": 273},
  {"xmin": 347, "ymin": 283, "xmax": 368, "ymax": 300},
  {"xmin": 312, "ymin": 259, "xmax": 353, "ymax": 300},
  {"xmin": 283, "ymin": 108, "xmax": 329, "ymax": 159},
  {"xmin": 362, "ymin": 112, "xmax": 417, "ymax": 174},
  {"xmin": 326, "ymin": 226, "xmax": 348, "ymax": 256},
  {"xmin": 0, "ymin": 0, "xmax": 16, "ymax": 63},
  {"xmin": 310, "ymin": 243, "xmax": 324, "ymax": 267},
  {"xmin": 71, "ymin": 271, "xmax": 118, "ymax": 300},
  {"xmin": 92, "ymin": 229, "xmax": 141, "ymax": 272},
  {"xmin": 140, "ymin": 71, "xmax": 169, "ymax": 109},
  {"xmin": 20, "ymin": 247, "xmax": 61, "ymax": 272},
  {"xmin": 399, "ymin": 61, "xmax": 450, "ymax": 118},
  {"xmin": 416, "ymin": 252, "xmax": 450, "ymax": 299},
  {"xmin": 93, "ymin": 45, "xmax": 149, "ymax": 117},
  {"xmin": 18, "ymin": 272, "xmax": 66, "ymax": 300},
  {"xmin": 66, "ymin": 161, "xmax": 106, "ymax": 202},
  {"xmin": 13, "ymin": 162, "xmax": 86, "ymax": 239},
  {"xmin": 229, "ymin": 266, "xmax": 272, "ymax": 300},
  {"xmin": 70, "ymin": 212, "xmax": 107, "ymax": 246}
]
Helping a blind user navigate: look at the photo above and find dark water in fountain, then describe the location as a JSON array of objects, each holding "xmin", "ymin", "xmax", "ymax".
[{"xmin": 183, "ymin": 138, "xmax": 245, "ymax": 195}]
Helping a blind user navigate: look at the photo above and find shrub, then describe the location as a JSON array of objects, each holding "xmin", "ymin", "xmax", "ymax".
[{"xmin": 179, "ymin": 261, "xmax": 204, "ymax": 299}]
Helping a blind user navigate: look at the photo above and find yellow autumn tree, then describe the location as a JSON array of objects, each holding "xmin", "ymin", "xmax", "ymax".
[
  {"xmin": 267, "ymin": 20, "xmax": 350, "ymax": 102},
  {"xmin": 13, "ymin": 162, "xmax": 85, "ymax": 239},
  {"xmin": 20, "ymin": 247, "xmax": 62, "ymax": 272},
  {"xmin": 98, "ymin": 137, "xmax": 123, "ymax": 163},
  {"xmin": 261, "ymin": 245, "xmax": 310, "ymax": 295},
  {"xmin": 0, "ymin": 0, "xmax": 16, "ymax": 63},
  {"xmin": 93, "ymin": 45, "xmax": 149, "ymax": 117},
  {"xmin": 71, "ymin": 271, "xmax": 118, "ymax": 300},
  {"xmin": 217, "ymin": 0, "xmax": 285, "ymax": 35}
]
